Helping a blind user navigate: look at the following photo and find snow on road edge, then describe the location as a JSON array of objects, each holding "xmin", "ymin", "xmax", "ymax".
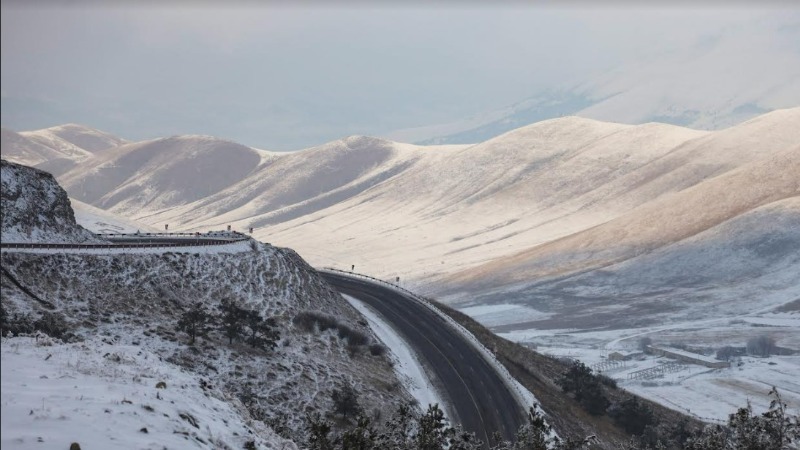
[{"xmin": 342, "ymin": 294, "xmax": 453, "ymax": 419}]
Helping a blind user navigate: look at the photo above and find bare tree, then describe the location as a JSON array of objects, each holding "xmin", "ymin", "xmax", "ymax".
[{"xmin": 746, "ymin": 335, "xmax": 775, "ymax": 357}]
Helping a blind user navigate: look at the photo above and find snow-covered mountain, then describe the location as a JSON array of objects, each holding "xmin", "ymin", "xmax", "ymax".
[
  {"xmin": 229, "ymin": 109, "xmax": 796, "ymax": 288},
  {"xmin": 29, "ymin": 109, "xmax": 797, "ymax": 303},
  {"xmin": 439, "ymin": 146, "xmax": 800, "ymax": 325},
  {"xmin": 21, "ymin": 123, "xmax": 128, "ymax": 153},
  {"xmin": 1, "ymin": 124, "xmax": 126, "ymax": 176},
  {"xmin": 1, "ymin": 127, "xmax": 90, "ymax": 168},
  {"xmin": 5, "ymin": 108, "xmax": 798, "ymax": 430},
  {"xmin": 142, "ymin": 136, "xmax": 467, "ymax": 229},
  {"xmin": 57, "ymin": 135, "xmax": 273, "ymax": 219}
]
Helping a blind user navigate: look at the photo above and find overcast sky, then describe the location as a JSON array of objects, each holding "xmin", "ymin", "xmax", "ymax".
[{"xmin": 1, "ymin": 1, "xmax": 798, "ymax": 150}]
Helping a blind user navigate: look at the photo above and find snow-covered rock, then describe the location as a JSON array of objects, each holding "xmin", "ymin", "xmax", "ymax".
[{"xmin": 0, "ymin": 160, "xmax": 101, "ymax": 244}]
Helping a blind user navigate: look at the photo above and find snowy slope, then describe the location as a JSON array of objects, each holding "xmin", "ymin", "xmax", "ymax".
[
  {"xmin": 57, "ymin": 135, "xmax": 271, "ymax": 220},
  {"xmin": 21, "ymin": 123, "xmax": 127, "ymax": 153},
  {"xmin": 141, "ymin": 136, "xmax": 466, "ymax": 229},
  {"xmin": 0, "ymin": 160, "xmax": 101, "ymax": 244},
  {"xmin": 1, "ymin": 127, "xmax": 88, "ymax": 168},
  {"xmin": 1, "ymin": 158, "xmax": 413, "ymax": 445},
  {"xmin": 442, "ymin": 143, "xmax": 800, "ymax": 294},
  {"xmin": 455, "ymin": 195, "xmax": 800, "ymax": 331},
  {"xmin": 1, "ymin": 336, "xmax": 292, "ymax": 450},
  {"xmin": 70, "ymin": 198, "xmax": 159, "ymax": 234},
  {"xmin": 232, "ymin": 110, "xmax": 794, "ymax": 284}
]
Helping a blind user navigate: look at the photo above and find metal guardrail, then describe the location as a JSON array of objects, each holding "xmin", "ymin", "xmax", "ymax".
[
  {"xmin": 0, "ymin": 239, "xmax": 238, "ymax": 249},
  {"xmin": 319, "ymin": 267, "xmax": 535, "ymax": 414},
  {"xmin": 95, "ymin": 231, "xmax": 248, "ymax": 238},
  {"xmin": 1, "ymin": 232, "xmax": 249, "ymax": 251}
]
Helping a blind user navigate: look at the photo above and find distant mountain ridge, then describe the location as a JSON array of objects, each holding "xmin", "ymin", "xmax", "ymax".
[
  {"xmin": 57, "ymin": 135, "xmax": 270, "ymax": 218},
  {"xmin": 21, "ymin": 123, "xmax": 128, "ymax": 153}
]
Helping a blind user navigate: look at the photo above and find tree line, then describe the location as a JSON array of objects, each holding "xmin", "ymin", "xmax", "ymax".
[
  {"xmin": 309, "ymin": 373, "xmax": 798, "ymax": 450},
  {"xmin": 177, "ymin": 299, "xmax": 279, "ymax": 351}
]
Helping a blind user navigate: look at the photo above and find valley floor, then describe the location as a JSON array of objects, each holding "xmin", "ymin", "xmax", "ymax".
[{"xmin": 486, "ymin": 309, "xmax": 800, "ymax": 422}]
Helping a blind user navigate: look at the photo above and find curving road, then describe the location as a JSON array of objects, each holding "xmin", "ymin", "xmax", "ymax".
[{"xmin": 321, "ymin": 271, "xmax": 524, "ymax": 447}]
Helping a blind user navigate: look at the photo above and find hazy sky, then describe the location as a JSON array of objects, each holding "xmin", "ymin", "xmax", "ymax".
[{"xmin": 2, "ymin": 1, "xmax": 798, "ymax": 150}]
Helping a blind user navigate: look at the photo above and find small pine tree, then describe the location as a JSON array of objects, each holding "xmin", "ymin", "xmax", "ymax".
[
  {"xmin": 512, "ymin": 406, "xmax": 550, "ymax": 450},
  {"xmin": 608, "ymin": 396, "xmax": 655, "ymax": 435},
  {"xmin": 176, "ymin": 302, "xmax": 212, "ymax": 345},
  {"xmin": 558, "ymin": 361, "xmax": 609, "ymax": 415},
  {"xmin": 341, "ymin": 415, "xmax": 379, "ymax": 450},
  {"xmin": 218, "ymin": 299, "xmax": 246, "ymax": 345},
  {"xmin": 332, "ymin": 381, "xmax": 362, "ymax": 419},
  {"xmin": 383, "ymin": 403, "xmax": 416, "ymax": 449},
  {"xmin": 305, "ymin": 412, "xmax": 335, "ymax": 450},
  {"xmin": 416, "ymin": 404, "xmax": 450, "ymax": 450},
  {"xmin": 244, "ymin": 309, "xmax": 280, "ymax": 351}
]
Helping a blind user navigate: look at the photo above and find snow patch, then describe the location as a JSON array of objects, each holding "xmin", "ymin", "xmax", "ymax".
[{"xmin": 1, "ymin": 336, "xmax": 292, "ymax": 450}]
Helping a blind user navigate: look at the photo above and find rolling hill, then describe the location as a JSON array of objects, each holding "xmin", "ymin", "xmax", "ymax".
[
  {"xmin": 1, "ymin": 127, "xmax": 90, "ymax": 168},
  {"xmin": 57, "ymin": 135, "xmax": 272, "ymax": 220},
  {"xmin": 21, "ymin": 123, "xmax": 128, "ymax": 153}
]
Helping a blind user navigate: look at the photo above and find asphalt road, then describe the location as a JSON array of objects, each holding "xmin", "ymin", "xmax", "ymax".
[{"xmin": 321, "ymin": 272, "xmax": 524, "ymax": 447}]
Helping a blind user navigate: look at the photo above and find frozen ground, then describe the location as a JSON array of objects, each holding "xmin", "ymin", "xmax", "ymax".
[
  {"xmin": 458, "ymin": 303, "xmax": 553, "ymax": 328},
  {"xmin": 494, "ymin": 310, "xmax": 800, "ymax": 422},
  {"xmin": 0, "ymin": 336, "xmax": 291, "ymax": 450}
]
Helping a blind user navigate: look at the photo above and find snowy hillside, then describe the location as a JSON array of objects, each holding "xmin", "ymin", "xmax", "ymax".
[
  {"xmin": 38, "ymin": 109, "xmax": 799, "ymax": 297},
  {"xmin": 1, "ymin": 336, "xmax": 292, "ymax": 450},
  {"xmin": 57, "ymin": 135, "xmax": 272, "ymax": 219},
  {"xmin": 232, "ymin": 109, "xmax": 797, "ymax": 287},
  {"xmin": 0, "ymin": 160, "xmax": 101, "ymax": 244},
  {"xmin": 1, "ymin": 127, "xmax": 88, "ymax": 169},
  {"xmin": 21, "ymin": 123, "xmax": 128, "ymax": 153},
  {"xmin": 142, "ymin": 136, "xmax": 466, "ymax": 229},
  {"xmin": 442, "ymin": 143, "xmax": 800, "ymax": 295},
  {"xmin": 1, "ymin": 243, "xmax": 411, "ymax": 443},
  {"xmin": 71, "ymin": 198, "xmax": 159, "ymax": 234}
]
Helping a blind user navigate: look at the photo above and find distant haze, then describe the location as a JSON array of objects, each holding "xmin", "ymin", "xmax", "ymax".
[{"xmin": 2, "ymin": 2, "xmax": 799, "ymax": 150}]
